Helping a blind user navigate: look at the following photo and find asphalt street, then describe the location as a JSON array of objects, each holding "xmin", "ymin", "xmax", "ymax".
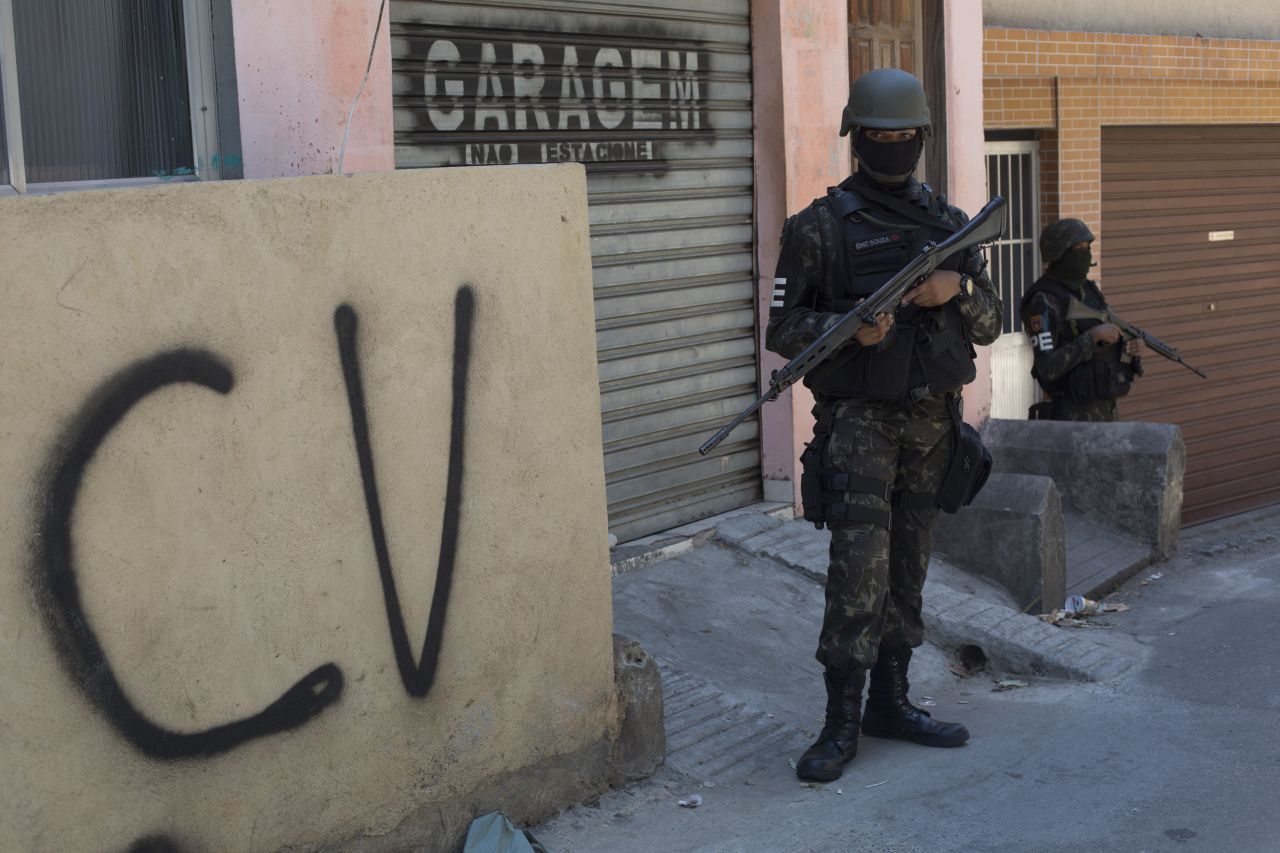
[{"xmin": 534, "ymin": 506, "xmax": 1280, "ymax": 853}]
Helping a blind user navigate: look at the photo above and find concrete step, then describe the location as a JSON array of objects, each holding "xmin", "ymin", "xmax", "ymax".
[{"xmin": 1063, "ymin": 510, "xmax": 1152, "ymax": 600}]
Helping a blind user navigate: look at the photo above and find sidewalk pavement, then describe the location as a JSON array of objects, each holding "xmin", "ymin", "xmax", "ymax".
[
  {"xmin": 615, "ymin": 503, "xmax": 1146, "ymax": 683},
  {"xmin": 533, "ymin": 503, "xmax": 1280, "ymax": 853},
  {"xmin": 591, "ymin": 503, "xmax": 1146, "ymax": 794}
]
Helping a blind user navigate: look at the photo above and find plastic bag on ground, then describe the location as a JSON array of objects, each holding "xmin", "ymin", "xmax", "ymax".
[{"xmin": 463, "ymin": 811, "xmax": 549, "ymax": 853}]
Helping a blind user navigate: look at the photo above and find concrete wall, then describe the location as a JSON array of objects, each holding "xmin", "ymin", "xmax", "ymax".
[
  {"xmin": 231, "ymin": 0, "xmax": 394, "ymax": 177},
  {"xmin": 983, "ymin": 0, "xmax": 1280, "ymax": 40},
  {"xmin": 0, "ymin": 166, "xmax": 616, "ymax": 851}
]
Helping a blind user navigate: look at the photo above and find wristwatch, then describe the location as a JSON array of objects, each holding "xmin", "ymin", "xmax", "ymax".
[{"xmin": 955, "ymin": 273, "xmax": 974, "ymax": 302}]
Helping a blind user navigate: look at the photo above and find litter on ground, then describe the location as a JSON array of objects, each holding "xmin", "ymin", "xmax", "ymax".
[
  {"xmin": 1041, "ymin": 599, "xmax": 1130, "ymax": 627},
  {"xmin": 992, "ymin": 679, "xmax": 1029, "ymax": 692}
]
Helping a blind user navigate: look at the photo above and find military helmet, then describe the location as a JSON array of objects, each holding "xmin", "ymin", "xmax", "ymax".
[
  {"xmin": 839, "ymin": 68, "xmax": 932, "ymax": 137},
  {"xmin": 1039, "ymin": 218, "xmax": 1095, "ymax": 265}
]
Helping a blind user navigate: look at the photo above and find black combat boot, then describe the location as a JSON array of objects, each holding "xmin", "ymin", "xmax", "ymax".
[
  {"xmin": 862, "ymin": 647, "xmax": 969, "ymax": 747},
  {"xmin": 795, "ymin": 668, "xmax": 865, "ymax": 782}
]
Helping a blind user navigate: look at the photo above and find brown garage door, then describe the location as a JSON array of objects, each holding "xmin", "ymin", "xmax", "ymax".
[{"xmin": 1102, "ymin": 125, "xmax": 1280, "ymax": 524}]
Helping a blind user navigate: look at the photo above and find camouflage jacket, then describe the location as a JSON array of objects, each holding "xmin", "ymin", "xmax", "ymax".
[{"xmin": 764, "ymin": 176, "xmax": 1004, "ymax": 399}]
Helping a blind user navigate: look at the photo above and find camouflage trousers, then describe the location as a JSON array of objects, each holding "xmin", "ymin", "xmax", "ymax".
[{"xmin": 813, "ymin": 394, "xmax": 954, "ymax": 672}]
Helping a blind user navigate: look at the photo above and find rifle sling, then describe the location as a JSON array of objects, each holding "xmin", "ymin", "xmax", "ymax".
[{"xmin": 841, "ymin": 181, "xmax": 959, "ymax": 233}]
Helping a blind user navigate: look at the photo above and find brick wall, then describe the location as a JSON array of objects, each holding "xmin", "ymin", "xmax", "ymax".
[
  {"xmin": 984, "ymin": 28, "xmax": 1280, "ymax": 272},
  {"xmin": 1037, "ymin": 129, "xmax": 1058, "ymax": 232}
]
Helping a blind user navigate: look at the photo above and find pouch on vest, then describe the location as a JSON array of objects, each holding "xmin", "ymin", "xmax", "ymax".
[
  {"xmin": 1067, "ymin": 351, "xmax": 1132, "ymax": 403},
  {"xmin": 1096, "ymin": 356, "xmax": 1134, "ymax": 399},
  {"xmin": 936, "ymin": 394, "xmax": 992, "ymax": 513},
  {"xmin": 917, "ymin": 307, "xmax": 978, "ymax": 391},
  {"xmin": 846, "ymin": 230, "xmax": 909, "ymax": 297},
  {"xmin": 845, "ymin": 321, "xmax": 914, "ymax": 402}
]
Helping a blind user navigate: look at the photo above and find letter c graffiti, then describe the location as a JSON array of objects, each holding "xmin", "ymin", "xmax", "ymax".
[{"xmin": 30, "ymin": 349, "xmax": 343, "ymax": 760}]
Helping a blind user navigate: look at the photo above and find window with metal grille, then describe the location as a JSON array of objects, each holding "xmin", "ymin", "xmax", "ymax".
[
  {"xmin": 985, "ymin": 142, "xmax": 1039, "ymax": 334},
  {"xmin": 0, "ymin": 0, "xmax": 229, "ymax": 193}
]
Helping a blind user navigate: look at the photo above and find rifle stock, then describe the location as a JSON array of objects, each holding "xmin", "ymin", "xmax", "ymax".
[{"xmin": 698, "ymin": 196, "xmax": 1008, "ymax": 456}]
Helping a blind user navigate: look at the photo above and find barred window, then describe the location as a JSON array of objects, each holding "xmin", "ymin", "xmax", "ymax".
[
  {"xmin": 985, "ymin": 142, "xmax": 1040, "ymax": 335},
  {"xmin": 0, "ymin": 0, "xmax": 229, "ymax": 193}
]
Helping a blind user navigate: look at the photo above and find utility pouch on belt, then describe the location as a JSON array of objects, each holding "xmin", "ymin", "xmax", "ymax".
[
  {"xmin": 800, "ymin": 407, "xmax": 836, "ymax": 528},
  {"xmin": 936, "ymin": 393, "xmax": 992, "ymax": 513},
  {"xmin": 801, "ymin": 405, "xmax": 895, "ymax": 530}
]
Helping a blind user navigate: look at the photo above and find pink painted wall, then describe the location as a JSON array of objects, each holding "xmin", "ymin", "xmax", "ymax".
[
  {"xmin": 752, "ymin": 0, "xmax": 850, "ymax": 506},
  {"xmin": 232, "ymin": 0, "xmax": 395, "ymax": 178},
  {"xmin": 944, "ymin": 0, "xmax": 993, "ymax": 425}
]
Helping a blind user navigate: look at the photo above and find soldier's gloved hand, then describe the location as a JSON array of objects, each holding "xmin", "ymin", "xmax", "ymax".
[
  {"xmin": 900, "ymin": 270, "xmax": 961, "ymax": 308},
  {"xmin": 1124, "ymin": 337, "xmax": 1143, "ymax": 357},
  {"xmin": 1090, "ymin": 323, "xmax": 1122, "ymax": 346},
  {"xmin": 854, "ymin": 303, "xmax": 894, "ymax": 347}
]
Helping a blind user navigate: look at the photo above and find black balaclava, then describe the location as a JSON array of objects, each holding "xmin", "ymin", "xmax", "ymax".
[
  {"xmin": 1050, "ymin": 245, "xmax": 1093, "ymax": 284},
  {"xmin": 854, "ymin": 132, "xmax": 923, "ymax": 187}
]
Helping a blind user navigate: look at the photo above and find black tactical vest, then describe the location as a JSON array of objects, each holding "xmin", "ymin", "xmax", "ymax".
[
  {"xmin": 803, "ymin": 181, "xmax": 977, "ymax": 403},
  {"xmin": 1023, "ymin": 274, "xmax": 1136, "ymax": 402}
]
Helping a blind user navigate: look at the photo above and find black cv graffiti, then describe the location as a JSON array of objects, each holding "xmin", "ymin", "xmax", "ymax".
[
  {"xmin": 30, "ymin": 350, "xmax": 344, "ymax": 760},
  {"xmin": 30, "ymin": 291, "xmax": 475, "ymax": 761},
  {"xmin": 334, "ymin": 287, "xmax": 474, "ymax": 696}
]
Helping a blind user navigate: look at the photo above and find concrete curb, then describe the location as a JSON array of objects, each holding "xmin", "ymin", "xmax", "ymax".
[
  {"xmin": 612, "ymin": 506, "xmax": 1147, "ymax": 683},
  {"xmin": 711, "ymin": 511, "xmax": 1148, "ymax": 683},
  {"xmin": 922, "ymin": 584, "xmax": 1145, "ymax": 682},
  {"xmin": 609, "ymin": 502, "xmax": 793, "ymax": 574}
]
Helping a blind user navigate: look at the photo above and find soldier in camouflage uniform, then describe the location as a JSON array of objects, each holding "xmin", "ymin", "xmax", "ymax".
[
  {"xmin": 1019, "ymin": 219, "xmax": 1143, "ymax": 421},
  {"xmin": 765, "ymin": 68, "xmax": 1003, "ymax": 783}
]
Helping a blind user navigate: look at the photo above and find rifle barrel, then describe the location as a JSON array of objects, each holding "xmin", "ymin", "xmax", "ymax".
[
  {"xmin": 1100, "ymin": 309, "xmax": 1209, "ymax": 380},
  {"xmin": 698, "ymin": 391, "xmax": 772, "ymax": 455}
]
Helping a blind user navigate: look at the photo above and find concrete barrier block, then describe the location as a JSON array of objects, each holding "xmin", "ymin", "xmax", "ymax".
[
  {"xmin": 983, "ymin": 419, "xmax": 1185, "ymax": 559},
  {"xmin": 933, "ymin": 473, "xmax": 1065, "ymax": 613},
  {"xmin": 609, "ymin": 634, "xmax": 665, "ymax": 785}
]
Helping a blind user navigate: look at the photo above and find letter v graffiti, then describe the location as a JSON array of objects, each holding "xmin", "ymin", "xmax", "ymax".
[{"xmin": 334, "ymin": 288, "xmax": 475, "ymax": 698}]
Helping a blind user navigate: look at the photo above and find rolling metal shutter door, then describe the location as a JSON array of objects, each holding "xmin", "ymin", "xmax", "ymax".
[
  {"xmin": 1101, "ymin": 125, "xmax": 1280, "ymax": 524},
  {"xmin": 391, "ymin": 0, "xmax": 759, "ymax": 543}
]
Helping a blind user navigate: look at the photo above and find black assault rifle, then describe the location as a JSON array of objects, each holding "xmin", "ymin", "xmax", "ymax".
[
  {"xmin": 1064, "ymin": 301, "xmax": 1207, "ymax": 379},
  {"xmin": 699, "ymin": 196, "xmax": 1008, "ymax": 456}
]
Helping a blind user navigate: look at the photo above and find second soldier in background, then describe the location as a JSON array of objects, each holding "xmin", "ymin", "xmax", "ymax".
[
  {"xmin": 1020, "ymin": 219, "xmax": 1144, "ymax": 420},
  {"xmin": 765, "ymin": 69, "xmax": 1003, "ymax": 783}
]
